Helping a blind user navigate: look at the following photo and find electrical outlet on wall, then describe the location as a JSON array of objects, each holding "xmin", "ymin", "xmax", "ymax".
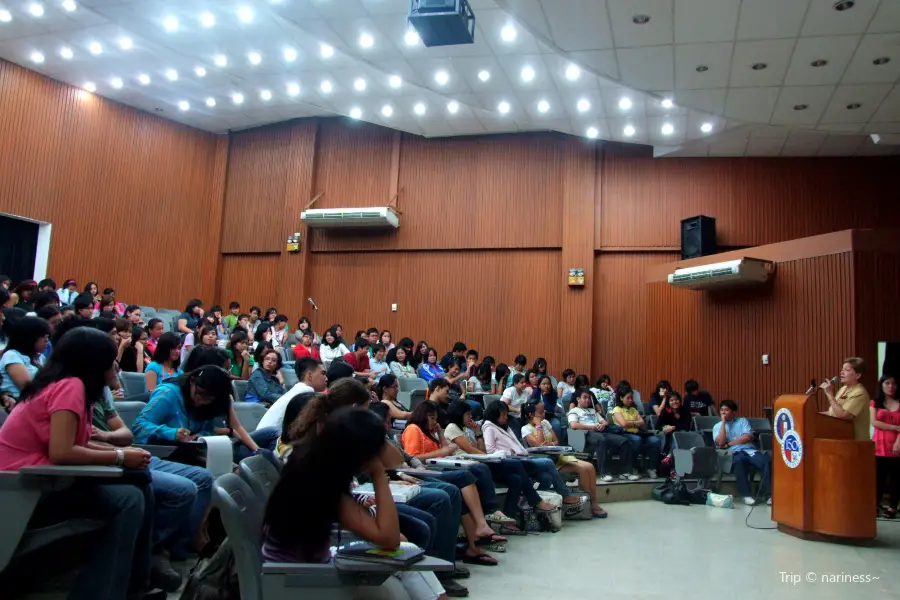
[
  {"xmin": 762, "ymin": 354, "xmax": 769, "ymax": 365},
  {"xmin": 391, "ymin": 303, "xmax": 398, "ymax": 312}
]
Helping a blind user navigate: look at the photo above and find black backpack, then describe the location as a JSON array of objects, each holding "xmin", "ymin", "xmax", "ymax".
[{"xmin": 652, "ymin": 482, "xmax": 691, "ymax": 506}]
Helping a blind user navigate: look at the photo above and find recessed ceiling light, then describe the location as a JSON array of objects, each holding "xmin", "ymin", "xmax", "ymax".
[
  {"xmin": 28, "ymin": 3, "xmax": 44, "ymax": 18},
  {"xmin": 178, "ymin": 101, "xmax": 190, "ymax": 112},
  {"xmin": 138, "ymin": 73, "xmax": 150, "ymax": 85},
  {"xmin": 200, "ymin": 11, "xmax": 215, "ymax": 28},
  {"xmin": 110, "ymin": 77, "xmax": 123, "ymax": 89},
  {"xmin": 661, "ymin": 122, "xmax": 674, "ymax": 135},
  {"xmin": 565, "ymin": 64, "xmax": 581, "ymax": 81},
  {"xmin": 206, "ymin": 97, "xmax": 216, "ymax": 107},
  {"xmin": 287, "ymin": 82, "xmax": 300, "ymax": 96},
  {"xmin": 163, "ymin": 15, "xmax": 178, "ymax": 32},
  {"xmin": 793, "ymin": 104, "xmax": 808, "ymax": 111},
  {"xmin": 118, "ymin": 37, "xmax": 133, "ymax": 50},
  {"xmin": 389, "ymin": 75, "xmax": 402, "ymax": 89},
  {"xmin": 811, "ymin": 59, "xmax": 828, "ymax": 67},
  {"xmin": 661, "ymin": 98, "xmax": 673, "ymax": 109},
  {"xmin": 498, "ymin": 101, "xmax": 510, "ymax": 114},
  {"xmin": 873, "ymin": 57, "xmax": 890, "ymax": 65},
  {"xmin": 195, "ymin": 66, "xmax": 206, "ymax": 77},
  {"xmin": 404, "ymin": 29, "xmax": 420, "ymax": 46},
  {"xmin": 320, "ymin": 80, "xmax": 332, "ymax": 94},
  {"xmin": 500, "ymin": 24, "xmax": 517, "ymax": 42},
  {"xmin": 165, "ymin": 69, "xmax": 178, "ymax": 81},
  {"xmin": 701, "ymin": 122, "xmax": 713, "ymax": 133},
  {"xmin": 353, "ymin": 77, "xmax": 366, "ymax": 91},
  {"xmin": 586, "ymin": 126, "xmax": 599, "ymax": 139},
  {"xmin": 260, "ymin": 89, "xmax": 272, "ymax": 101},
  {"xmin": 434, "ymin": 70, "xmax": 449, "ymax": 85},
  {"xmin": 833, "ymin": 0, "xmax": 855, "ymax": 12},
  {"xmin": 381, "ymin": 105, "xmax": 393, "ymax": 117},
  {"xmin": 846, "ymin": 102, "xmax": 861, "ymax": 110},
  {"xmin": 632, "ymin": 14, "xmax": 650, "ymax": 24},
  {"xmin": 214, "ymin": 54, "xmax": 228, "ymax": 67},
  {"xmin": 349, "ymin": 107, "xmax": 362, "ymax": 119},
  {"xmin": 59, "ymin": 47, "xmax": 73, "ymax": 59},
  {"xmin": 232, "ymin": 92, "xmax": 244, "ymax": 104},
  {"xmin": 695, "ymin": 64, "xmax": 708, "ymax": 72},
  {"xmin": 0, "ymin": 9, "xmax": 11, "ymax": 22},
  {"xmin": 237, "ymin": 6, "xmax": 254, "ymax": 23},
  {"xmin": 62, "ymin": 0, "xmax": 76, "ymax": 12},
  {"xmin": 83, "ymin": 82, "xmax": 95, "ymax": 92},
  {"xmin": 320, "ymin": 44, "xmax": 334, "ymax": 59},
  {"xmin": 537, "ymin": 99, "xmax": 550, "ymax": 113},
  {"xmin": 447, "ymin": 100, "xmax": 459, "ymax": 114},
  {"xmin": 623, "ymin": 124, "xmax": 635, "ymax": 137},
  {"xmin": 283, "ymin": 47, "xmax": 297, "ymax": 62},
  {"xmin": 30, "ymin": 51, "xmax": 44, "ymax": 64},
  {"xmin": 359, "ymin": 32, "xmax": 374, "ymax": 48},
  {"xmin": 618, "ymin": 97, "xmax": 632, "ymax": 110},
  {"xmin": 414, "ymin": 102, "xmax": 426, "ymax": 115},
  {"xmin": 248, "ymin": 51, "xmax": 262, "ymax": 65},
  {"xmin": 577, "ymin": 98, "xmax": 591, "ymax": 113},
  {"xmin": 477, "ymin": 69, "xmax": 490, "ymax": 82},
  {"xmin": 751, "ymin": 62, "xmax": 767, "ymax": 70},
  {"xmin": 520, "ymin": 65, "xmax": 535, "ymax": 82},
  {"xmin": 88, "ymin": 41, "xmax": 103, "ymax": 55}
]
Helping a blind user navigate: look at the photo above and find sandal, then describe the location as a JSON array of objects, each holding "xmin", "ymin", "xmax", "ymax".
[
  {"xmin": 461, "ymin": 553, "xmax": 499, "ymax": 566},
  {"xmin": 592, "ymin": 509, "xmax": 608, "ymax": 519},
  {"xmin": 475, "ymin": 534, "xmax": 507, "ymax": 545},
  {"xmin": 484, "ymin": 511, "xmax": 517, "ymax": 525},
  {"xmin": 498, "ymin": 525, "xmax": 526, "ymax": 536}
]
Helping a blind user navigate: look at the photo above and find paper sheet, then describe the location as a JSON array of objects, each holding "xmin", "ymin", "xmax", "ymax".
[{"xmin": 200, "ymin": 435, "xmax": 234, "ymax": 476}]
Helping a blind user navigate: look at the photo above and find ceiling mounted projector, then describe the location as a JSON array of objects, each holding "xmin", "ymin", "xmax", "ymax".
[{"xmin": 408, "ymin": 0, "xmax": 475, "ymax": 47}]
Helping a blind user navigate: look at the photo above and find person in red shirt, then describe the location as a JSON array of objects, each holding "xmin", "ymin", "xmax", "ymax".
[
  {"xmin": 294, "ymin": 330, "xmax": 320, "ymax": 361},
  {"xmin": 343, "ymin": 337, "xmax": 372, "ymax": 378}
]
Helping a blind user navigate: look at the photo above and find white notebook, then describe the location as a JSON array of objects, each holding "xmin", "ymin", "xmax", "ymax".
[{"xmin": 352, "ymin": 482, "xmax": 421, "ymax": 503}]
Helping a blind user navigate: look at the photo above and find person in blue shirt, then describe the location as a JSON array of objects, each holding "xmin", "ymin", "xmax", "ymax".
[
  {"xmin": 712, "ymin": 399, "xmax": 771, "ymax": 506},
  {"xmin": 417, "ymin": 347, "xmax": 445, "ymax": 382},
  {"xmin": 530, "ymin": 375, "xmax": 564, "ymax": 443}
]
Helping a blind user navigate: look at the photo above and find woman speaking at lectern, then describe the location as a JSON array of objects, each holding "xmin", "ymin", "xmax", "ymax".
[{"xmin": 819, "ymin": 357, "xmax": 871, "ymax": 441}]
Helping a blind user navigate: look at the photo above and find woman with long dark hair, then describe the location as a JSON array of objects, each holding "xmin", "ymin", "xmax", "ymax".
[
  {"xmin": 177, "ymin": 299, "xmax": 204, "ymax": 335},
  {"xmin": 319, "ymin": 327, "xmax": 349, "ymax": 369},
  {"xmin": 871, "ymin": 374, "xmax": 900, "ymax": 518},
  {"xmin": 387, "ymin": 346, "xmax": 416, "ymax": 379},
  {"xmin": 410, "ymin": 340, "xmax": 429, "ymax": 369},
  {"xmin": 0, "ymin": 315, "xmax": 50, "ymax": 403},
  {"xmin": 0, "ymin": 327, "xmax": 154, "ymax": 600},
  {"xmin": 226, "ymin": 330, "xmax": 253, "ymax": 380},
  {"xmin": 375, "ymin": 373, "xmax": 410, "ymax": 420},
  {"xmin": 530, "ymin": 375, "xmax": 563, "ymax": 442},
  {"xmin": 145, "ymin": 332, "xmax": 182, "ymax": 392},
  {"xmin": 246, "ymin": 348, "xmax": 286, "ymax": 406},
  {"xmin": 416, "ymin": 347, "xmax": 445, "ymax": 382},
  {"xmin": 118, "ymin": 324, "xmax": 149, "ymax": 373}
]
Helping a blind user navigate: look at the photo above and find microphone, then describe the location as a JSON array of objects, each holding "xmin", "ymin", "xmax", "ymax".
[
  {"xmin": 830, "ymin": 376, "xmax": 840, "ymax": 386},
  {"xmin": 806, "ymin": 379, "xmax": 816, "ymax": 394},
  {"xmin": 307, "ymin": 297, "xmax": 318, "ymax": 311}
]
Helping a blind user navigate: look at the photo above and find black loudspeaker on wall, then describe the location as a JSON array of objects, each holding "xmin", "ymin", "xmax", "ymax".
[{"xmin": 680, "ymin": 215, "xmax": 716, "ymax": 259}]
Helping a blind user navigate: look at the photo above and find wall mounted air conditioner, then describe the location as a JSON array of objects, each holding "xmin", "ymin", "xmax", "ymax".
[
  {"xmin": 667, "ymin": 258, "xmax": 774, "ymax": 290},
  {"xmin": 300, "ymin": 207, "xmax": 400, "ymax": 229}
]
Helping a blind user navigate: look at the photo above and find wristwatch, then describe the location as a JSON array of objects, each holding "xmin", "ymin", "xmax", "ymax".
[{"xmin": 114, "ymin": 448, "xmax": 125, "ymax": 467}]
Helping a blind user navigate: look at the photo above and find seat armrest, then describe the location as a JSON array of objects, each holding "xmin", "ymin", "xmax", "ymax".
[
  {"xmin": 19, "ymin": 465, "xmax": 123, "ymax": 478},
  {"xmin": 262, "ymin": 562, "xmax": 339, "ymax": 575},
  {"xmin": 566, "ymin": 429, "xmax": 586, "ymax": 453}
]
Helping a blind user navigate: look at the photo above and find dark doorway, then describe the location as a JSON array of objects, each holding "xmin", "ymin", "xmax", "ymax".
[
  {"xmin": 0, "ymin": 215, "xmax": 39, "ymax": 285},
  {"xmin": 881, "ymin": 342, "xmax": 900, "ymax": 381}
]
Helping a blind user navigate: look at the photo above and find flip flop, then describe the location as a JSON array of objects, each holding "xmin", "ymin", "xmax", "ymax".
[
  {"xmin": 484, "ymin": 511, "xmax": 517, "ymax": 525},
  {"xmin": 498, "ymin": 525, "xmax": 526, "ymax": 536},
  {"xmin": 461, "ymin": 553, "xmax": 499, "ymax": 566},
  {"xmin": 592, "ymin": 509, "xmax": 608, "ymax": 519},
  {"xmin": 475, "ymin": 534, "xmax": 507, "ymax": 545}
]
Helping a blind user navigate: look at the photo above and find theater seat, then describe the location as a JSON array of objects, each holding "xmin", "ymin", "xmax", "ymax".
[
  {"xmin": 281, "ymin": 368, "xmax": 299, "ymax": 389},
  {"xmin": 232, "ymin": 380, "xmax": 249, "ymax": 403},
  {"xmin": 408, "ymin": 390, "xmax": 427, "ymax": 412},
  {"xmin": 483, "ymin": 394, "xmax": 502, "ymax": 411},
  {"xmin": 114, "ymin": 400, "xmax": 147, "ymax": 429},
  {"xmin": 672, "ymin": 432, "xmax": 718, "ymax": 486},
  {"xmin": 239, "ymin": 454, "xmax": 282, "ymax": 504},
  {"xmin": 398, "ymin": 378, "xmax": 428, "ymax": 393},
  {"xmin": 234, "ymin": 403, "xmax": 268, "ymax": 431},
  {"xmin": 118, "ymin": 372, "xmax": 147, "ymax": 397}
]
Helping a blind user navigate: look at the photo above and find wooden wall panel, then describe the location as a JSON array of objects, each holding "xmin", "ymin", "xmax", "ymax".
[
  {"xmin": 853, "ymin": 250, "xmax": 900, "ymax": 392},
  {"xmin": 309, "ymin": 131, "xmax": 567, "ymax": 252},
  {"xmin": 306, "ymin": 250, "xmax": 566, "ymax": 370},
  {"xmin": 597, "ymin": 153, "xmax": 900, "ymax": 249},
  {"xmin": 0, "ymin": 59, "xmax": 225, "ymax": 310},
  {"xmin": 218, "ymin": 254, "xmax": 280, "ymax": 311},
  {"xmin": 593, "ymin": 252, "xmax": 855, "ymax": 416}
]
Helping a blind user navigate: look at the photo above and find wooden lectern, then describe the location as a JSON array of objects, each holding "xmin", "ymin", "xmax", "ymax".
[{"xmin": 772, "ymin": 393, "xmax": 876, "ymax": 543}]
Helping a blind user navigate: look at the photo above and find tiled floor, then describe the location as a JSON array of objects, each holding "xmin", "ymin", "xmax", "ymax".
[{"xmin": 463, "ymin": 501, "xmax": 900, "ymax": 600}]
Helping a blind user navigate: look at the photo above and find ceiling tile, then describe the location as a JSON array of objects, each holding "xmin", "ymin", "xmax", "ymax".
[
  {"xmin": 707, "ymin": 137, "xmax": 748, "ymax": 156},
  {"xmin": 607, "ymin": 0, "xmax": 674, "ymax": 48},
  {"xmin": 543, "ymin": 52, "xmax": 600, "ymax": 90},
  {"xmin": 558, "ymin": 88, "xmax": 606, "ymax": 119},
  {"xmin": 498, "ymin": 0, "xmax": 552, "ymax": 39},
  {"xmin": 729, "ymin": 39, "xmax": 794, "ymax": 87},
  {"xmin": 745, "ymin": 137, "xmax": 786, "ymax": 156},
  {"xmin": 670, "ymin": 88, "xmax": 727, "ymax": 114},
  {"xmin": 647, "ymin": 114, "xmax": 687, "ymax": 145},
  {"xmin": 841, "ymin": 34, "xmax": 900, "ymax": 84},
  {"xmin": 736, "ymin": 0, "xmax": 809, "ymax": 40},
  {"xmin": 448, "ymin": 56, "xmax": 513, "ymax": 92},
  {"xmin": 686, "ymin": 109, "xmax": 725, "ymax": 137},
  {"xmin": 674, "ymin": 0, "xmax": 741, "ymax": 44},
  {"xmin": 496, "ymin": 54, "xmax": 555, "ymax": 91},
  {"xmin": 770, "ymin": 85, "xmax": 835, "ymax": 125},
  {"xmin": 600, "ymin": 85, "xmax": 647, "ymax": 118},
  {"xmin": 616, "ymin": 44, "xmax": 674, "ymax": 89},
  {"xmin": 478, "ymin": 9, "xmax": 542, "ymax": 55},
  {"xmin": 515, "ymin": 87, "xmax": 565, "ymax": 119},
  {"xmin": 724, "ymin": 87, "xmax": 780, "ymax": 123},
  {"xmin": 870, "ymin": 85, "xmax": 900, "ymax": 121},
  {"xmin": 607, "ymin": 116, "xmax": 650, "ymax": 144},
  {"xmin": 779, "ymin": 142, "xmax": 824, "ymax": 156},
  {"xmin": 868, "ymin": 0, "xmax": 900, "ymax": 33},
  {"xmin": 542, "ymin": 0, "xmax": 614, "ymax": 51},
  {"xmin": 567, "ymin": 49, "xmax": 620, "ymax": 80},
  {"xmin": 674, "ymin": 42, "xmax": 733, "ymax": 89},
  {"xmin": 819, "ymin": 83, "xmax": 892, "ymax": 123},
  {"xmin": 783, "ymin": 35, "xmax": 861, "ymax": 86},
  {"xmin": 816, "ymin": 123, "xmax": 866, "ymax": 132},
  {"xmin": 816, "ymin": 133, "xmax": 864, "ymax": 155},
  {"xmin": 801, "ymin": 0, "xmax": 880, "ymax": 37}
]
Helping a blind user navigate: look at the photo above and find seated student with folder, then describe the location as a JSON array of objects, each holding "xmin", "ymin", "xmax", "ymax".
[{"xmin": 713, "ymin": 400, "xmax": 771, "ymax": 506}]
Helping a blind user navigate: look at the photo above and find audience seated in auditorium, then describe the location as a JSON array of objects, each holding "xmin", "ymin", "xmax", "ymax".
[
  {"xmin": 145, "ymin": 332, "xmax": 183, "ymax": 392},
  {"xmin": 320, "ymin": 327, "xmax": 350, "ymax": 369},
  {"xmin": 0, "ymin": 315, "xmax": 50, "ymax": 404},
  {"xmin": 35, "ymin": 305, "xmax": 61, "ymax": 357},
  {"xmin": 344, "ymin": 337, "xmax": 373, "ymax": 378},
  {"xmin": 648, "ymin": 380, "xmax": 672, "ymax": 416},
  {"xmin": 177, "ymin": 299, "xmax": 204, "ymax": 335},
  {"xmin": 557, "ymin": 369, "xmax": 576, "ymax": 399},
  {"xmin": 223, "ymin": 301, "xmax": 240, "ymax": 331},
  {"xmin": 388, "ymin": 345, "xmax": 417, "ymax": 378},
  {"xmin": 145, "ymin": 318, "xmax": 164, "ymax": 357},
  {"xmin": 463, "ymin": 350, "xmax": 478, "ymax": 379},
  {"xmin": 440, "ymin": 342, "xmax": 467, "ymax": 371},
  {"xmin": 83, "ymin": 281, "xmax": 101, "ymax": 304},
  {"xmin": 246, "ymin": 348, "xmax": 286, "ymax": 406},
  {"xmin": 872, "ymin": 374, "xmax": 900, "ymax": 518},
  {"xmin": 444, "ymin": 362, "xmax": 467, "ymax": 404},
  {"xmin": 245, "ymin": 306, "xmax": 261, "ymax": 339},
  {"xmin": 377, "ymin": 373, "xmax": 411, "ymax": 420},
  {"xmin": 95, "ymin": 294, "xmax": 120, "ymax": 318},
  {"xmin": 226, "ymin": 330, "xmax": 253, "ymax": 380},
  {"xmin": 532, "ymin": 357, "xmax": 549, "ymax": 380},
  {"xmin": 56, "ymin": 278, "xmax": 79, "ymax": 305},
  {"xmin": 418, "ymin": 347, "xmax": 446, "ymax": 382},
  {"xmin": 501, "ymin": 373, "xmax": 530, "ymax": 418},
  {"xmin": 273, "ymin": 391, "xmax": 319, "ymax": 459},
  {"xmin": 13, "ymin": 280, "xmax": 37, "ymax": 310},
  {"xmin": 369, "ymin": 343, "xmax": 390, "ymax": 381},
  {"xmin": 714, "ymin": 399, "xmax": 771, "ymax": 506},
  {"xmin": 293, "ymin": 329, "xmax": 320, "ymax": 360},
  {"xmin": 73, "ymin": 293, "xmax": 94, "ymax": 319},
  {"xmin": 684, "ymin": 379, "xmax": 716, "ymax": 416},
  {"xmin": 0, "ymin": 327, "xmax": 158, "ymax": 600},
  {"xmin": 124, "ymin": 304, "xmax": 146, "ymax": 327},
  {"xmin": 494, "ymin": 364, "xmax": 510, "ymax": 391},
  {"xmin": 256, "ymin": 357, "xmax": 330, "ymax": 432},
  {"xmin": 610, "ymin": 383, "xmax": 661, "ymax": 478},
  {"xmin": 119, "ymin": 324, "xmax": 149, "ymax": 373},
  {"xmin": 530, "ymin": 376, "xmax": 564, "ymax": 442},
  {"xmin": 411, "ymin": 340, "xmax": 429, "ymax": 369},
  {"xmin": 206, "ymin": 305, "xmax": 227, "ymax": 341},
  {"xmin": 524, "ymin": 369, "xmax": 540, "ymax": 395},
  {"xmin": 656, "ymin": 391, "xmax": 693, "ymax": 453},
  {"xmin": 379, "ymin": 330, "xmax": 394, "ymax": 352},
  {"xmin": 467, "ymin": 362, "xmax": 495, "ymax": 395},
  {"xmin": 271, "ymin": 314, "xmax": 289, "ymax": 349},
  {"xmin": 567, "ymin": 388, "xmax": 637, "ymax": 483}
]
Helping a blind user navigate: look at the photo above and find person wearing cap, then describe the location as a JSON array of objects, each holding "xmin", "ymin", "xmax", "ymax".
[
  {"xmin": 293, "ymin": 329, "xmax": 320, "ymax": 360},
  {"xmin": 57, "ymin": 279, "xmax": 79, "ymax": 305}
]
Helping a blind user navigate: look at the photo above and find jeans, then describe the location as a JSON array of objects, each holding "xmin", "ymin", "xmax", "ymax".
[
  {"xmin": 487, "ymin": 458, "xmax": 543, "ymax": 514},
  {"xmin": 420, "ymin": 469, "xmax": 476, "ymax": 515},
  {"xmin": 585, "ymin": 431, "xmax": 633, "ymax": 475},
  {"xmin": 149, "ymin": 456, "xmax": 213, "ymax": 558},
  {"xmin": 422, "ymin": 464, "xmax": 498, "ymax": 513},
  {"xmin": 407, "ymin": 482, "xmax": 461, "ymax": 562},
  {"xmin": 731, "ymin": 450, "xmax": 771, "ymax": 497},
  {"xmin": 233, "ymin": 426, "xmax": 281, "ymax": 462},
  {"xmin": 396, "ymin": 504, "xmax": 435, "ymax": 552},
  {"xmin": 624, "ymin": 433, "xmax": 662, "ymax": 472},
  {"xmin": 522, "ymin": 456, "xmax": 573, "ymax": 499},
  {"xmin": 38, "ymin": 480, "xmax": 153, "ymax": 600}
]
